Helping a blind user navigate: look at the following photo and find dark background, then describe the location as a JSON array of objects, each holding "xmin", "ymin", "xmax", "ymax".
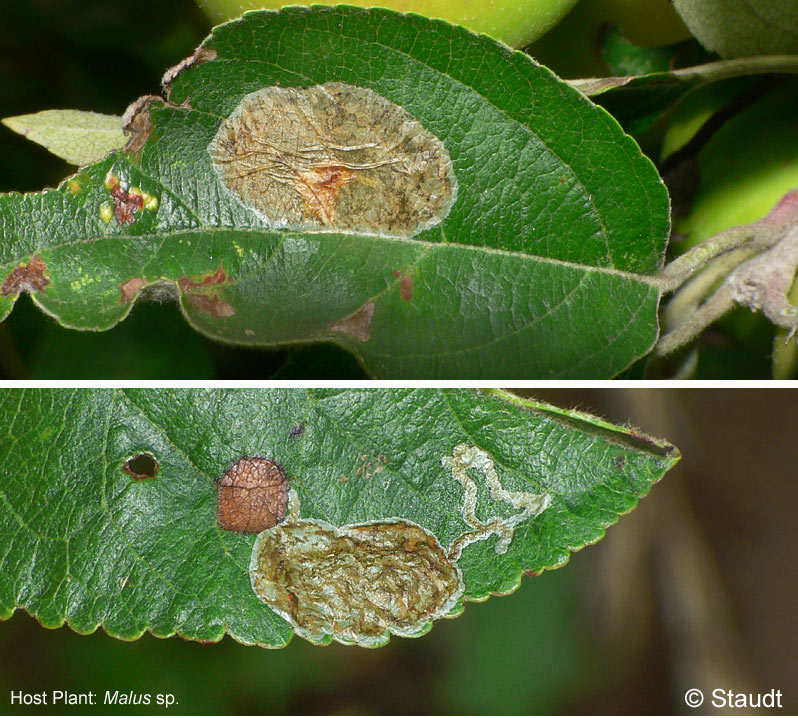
[{"xmin": 0, "ymin": 388, "xmax": 795, "ymax": 714}]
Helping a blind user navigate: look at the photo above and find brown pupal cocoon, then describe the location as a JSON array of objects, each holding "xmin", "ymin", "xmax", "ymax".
[{"xmin": 216, "ymin": 456, "xmax": 289, "ymax": 533}]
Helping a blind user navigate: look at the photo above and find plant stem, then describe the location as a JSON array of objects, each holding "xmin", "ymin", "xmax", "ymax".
[
  {"xmin": 772, "ymin": 272, "xmax": 798, "ymax": 379},
  {"xmin": 569, "ymin": 55, "xmax": 798, "ymax": 95},
  {"xmin": 656, "ymin": 283, "xmax": 734, "ymax": 356},
  {"xmin": 661, "ymin": 246, "xmax": 758, "ymax": 332},
  {"xmin": 658, "ymin": 224, "xmax": 776, "ymax": 294}
]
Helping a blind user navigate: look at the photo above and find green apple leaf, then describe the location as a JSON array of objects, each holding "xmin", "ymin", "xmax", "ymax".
[
  {"xmin": 1, "ymin": 110, "xmax": 126, "ymax": 167},
  {"xmin": 0, "ymin": 7, "xmax": 670, "ymax": 379},
  {"xmin": 600, "ymin": 25, "xmax": 685, "ymax": 77},
  {"xmin": 574, "ymin": 55, "xmax": 798, "ymax": 135},
  {"xmin": 0, "ymin": 388, "xmax": 680, "ymax": 647}
]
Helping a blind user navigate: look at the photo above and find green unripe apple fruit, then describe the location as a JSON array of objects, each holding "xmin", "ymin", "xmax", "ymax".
[
  {"xmin": 673, "ymin": 80, "xmax": 798, "ymax": 247},
  {"xmin": 529, "ymin": 0, "xmax": 691, "ymax": 78},
  {"xmin": 194, "ymin": 0, "xmax": 580, "ymax": 49}
]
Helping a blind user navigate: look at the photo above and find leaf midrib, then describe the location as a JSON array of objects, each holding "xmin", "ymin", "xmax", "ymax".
[{"xmin": 1, "ymin": 223, "xmax": 661, "ymax": 286}]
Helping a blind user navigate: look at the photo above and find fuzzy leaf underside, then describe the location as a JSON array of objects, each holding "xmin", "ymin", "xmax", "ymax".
[
  {"xmin": 0, "ymin": 388, "xmax": 679, "ymax": 647},
  {"xmin": 1, "ymin": 110, "xmax": 126, "ymax": 166},
  {"xmin": 0, "ymin": 7, "xmax": 670, "ymax": 378}
]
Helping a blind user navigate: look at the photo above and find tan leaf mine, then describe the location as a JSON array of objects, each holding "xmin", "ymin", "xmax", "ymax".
[
  {"xmin": 208, "ymin": 82, "xmax": 457, "ymax": 236},
  {"xmin": 250, "ymin": 444, "xmax": 552, "ymax": 647},
  {"xmin": 330, "ymin": 300, "xmax": 376, "ymax": 342}
]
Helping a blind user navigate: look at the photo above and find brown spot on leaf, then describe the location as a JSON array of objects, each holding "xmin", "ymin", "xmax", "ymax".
[
  {"xmin": 614, "ymin": 454, "xmax": 626, "ymax": 470},
  {"xmin": 217, "ymin": 456, "xmax": 289, "ymax": 534},
  {"xmin": 106, "ymin": 175, "xmax": 144, "ymax": 225},
  {"xmin": 123, "ymin": 453, "xmax": 159, "ymax": 480},
  {"xmin": 122, "ymin": 94, "xmax": 162, "ymax": 154},
  {"xmin": 162, "ymin": 45, "xmax": 218, "ymax": 95},
  {"xmin": 208, "ymin": 82, "xmax": 457, "ymax": 236},
  {"xmin": 330, "ymin": 300, "xmax": 375, "ymax": 342},
  {"xmin": 288, "ymin": 423, "xmax": 305, "ymax": 439},
  {"xmin": 392, "ymin": 270, "xmax": 413, "ymax": 302},
  {"xmin": 179, "ymin": 264, "xmax": 234, "ymax": 317},
  {"xmin": 187, "ymin": 293, "xmax": 235, "ymax": 318},
  {"xmin": 523, "ymin": 570, "xmax": 542, "ymax": 578},
  {"xmin": 1, "ymin": 256, "xmax": 50, "ymax": 296},
  {"xmin": 177, "ymin": 265, "xmax": 229, "ymax": 292},
  {"xmin": 119, "ymin": 277, "xmax": 147, "ymax": 304}
]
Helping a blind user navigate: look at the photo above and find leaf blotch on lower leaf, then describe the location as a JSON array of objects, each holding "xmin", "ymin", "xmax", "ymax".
[
  {"xmin": 217, "ymin": 456, "xmax": 290, "ymax": 534},
  {"xmin": 119, "ymin": 277, "xmax": 148, "ymax": 304},
  {"xmin": 187, "ymin": 293, "xmax": 235, "ymax": 318},
  {"xmin": 330, "ymin": 300, "xmax": 376, "ymax": 342},
  {"xmin": 177, "ymin": 265, "xmax": 230, "ymax": 292},
  {"xmin": 251, "ymin": 518, "xmax": 463, "ymax": 647},
  {"xmin": 1, "ymin": 256, "xmax": 50, "ymax": 297},
  {"xmin": 179, "ymin": 265, "xmax": 235, "ymax": 317},
  {"xmin": 392, "ymin": 270, "xmax": 413, "ymax": 302}
]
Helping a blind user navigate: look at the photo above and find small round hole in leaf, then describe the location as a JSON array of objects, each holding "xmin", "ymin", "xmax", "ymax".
[{"xmin": 123, "ymin": 453, "xmax": 159, "ymax": 480}]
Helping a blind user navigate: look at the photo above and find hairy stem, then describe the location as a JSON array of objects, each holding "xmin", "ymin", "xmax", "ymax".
[
  {"xmin": 662, "ymin": 246, "xmax": 759, "ymax": 332},
  {"xmin": 656, "ymin": 284, "xmax": 734, "ymax": 357},
  {"xmin": 659, "ymin": 224, "xmax": 777, "ymax": 294}
]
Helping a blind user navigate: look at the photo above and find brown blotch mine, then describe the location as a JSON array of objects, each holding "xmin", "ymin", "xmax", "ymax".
[
  {"xmin": 217, "ymin": 456, "xmax": 289, "ymax": 534},
  {"xmin": 122, "ymin": 94, "xmax": 162, "ymax": 154},
  {"xmin": 106, "ymin": 176, "xmax": 144, "ymax": 225},
  {"xmin": 187, "ymin": 292, "xmax": 235, "ymax": 318},
  {"xmin": 177, "ymin": 265, "xmax": 229, "ymax": 292},
  {"xmin": 119, "ymin": 277, "xmax": 147, "ymax": 304},
  {"xmin": 209, "ymin": 82, "xmax": 457, "ymax": 236},
  {"xmin": 251, "ymin": 519, "xmax": 463, "ymax": 646},
  {"xmin": 123, "ymin": 452, "xmax": 159, "ymax": 480},
  {"xmin": 330, "ymin": 300, "xmax": 375, "ymax": 342},
  {"xmin": 1, "ymin": 256, "xmax": 50, "ymax": 297},
  {"xmin": 392, "ymin": 270, "xmax": 413, "ymax": 302}
]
